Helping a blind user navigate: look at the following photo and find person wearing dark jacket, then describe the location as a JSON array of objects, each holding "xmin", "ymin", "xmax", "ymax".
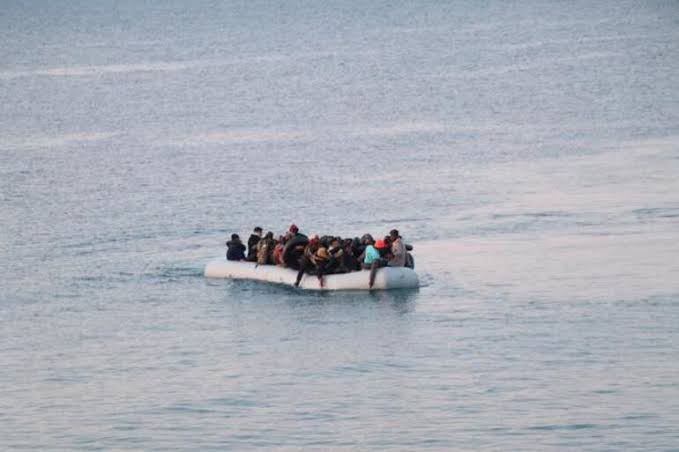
[
  {"xmin": 343, "ymin": 238, "xmax": 358, "ymax": 272},
  {"xmin": 246, "ymin": 227, "xmax": 263, "ymax": 261},
  {"xmin": 226, "ymin": 234, "xmax": 246, "ymax": 261}
]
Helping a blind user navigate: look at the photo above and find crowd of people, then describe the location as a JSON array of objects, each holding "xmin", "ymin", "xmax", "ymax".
[{"xmin": 225, "ymin": 224, "xmax": 414, "ymax": 288}]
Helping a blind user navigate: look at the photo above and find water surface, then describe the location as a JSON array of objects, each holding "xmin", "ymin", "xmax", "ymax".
[{"xmin": 2, "ymin": 1, "xmax": 679, "ymax": 449}]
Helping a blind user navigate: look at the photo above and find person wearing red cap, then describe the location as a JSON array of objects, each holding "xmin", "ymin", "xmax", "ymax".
[{"xmin": 284, "ymin": 223, "xmax": 301, "ymax": 242}]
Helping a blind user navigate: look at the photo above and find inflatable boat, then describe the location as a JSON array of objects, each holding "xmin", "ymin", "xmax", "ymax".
[{"xmin": 204, "ymin": 258, "xmax": 419, "ymax": 291}]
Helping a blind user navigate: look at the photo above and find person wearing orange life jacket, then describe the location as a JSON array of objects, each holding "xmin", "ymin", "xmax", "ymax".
[{"xmin": 272, "ymin": 235, "xmax": 287, "ymax": 266}]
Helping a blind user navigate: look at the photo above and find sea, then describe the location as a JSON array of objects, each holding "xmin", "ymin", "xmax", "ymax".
[{"xmin": 2, "ymin": 1, "xmax": 679, "ymax": 450}]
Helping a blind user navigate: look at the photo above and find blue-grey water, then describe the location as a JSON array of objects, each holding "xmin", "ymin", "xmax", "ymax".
[{"xmin": 2, "ymin": 1, "xmax": 679, "ymax": 449}]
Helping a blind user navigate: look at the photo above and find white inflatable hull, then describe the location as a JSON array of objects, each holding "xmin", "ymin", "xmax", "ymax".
[{"xmin": 204, "ymin": 258, "xmax": 419, "ymax": 291}]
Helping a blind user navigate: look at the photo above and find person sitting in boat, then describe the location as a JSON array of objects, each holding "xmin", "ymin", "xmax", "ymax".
[
  {"xmin": 246, "ymin": 227, "xmax": 263, "ymax": 262},
  {"xmin": 342, "ymin": 238, "xmax": 359, "ymax": 272},
  {"xmin": 312, "ymin": 245, "xmax": 331, "ymax": 287},
  {"xmin": 387, "ymin": 229, "xmax": 407, "ymax": 267},
  {"xmin": 359, "ymin": 234, "xmax": 372, "ymax": 255},
  {"xmin": 326, "ymin": 238, "xmax": 346, "ymax": 273},
  {"xmin": 283, "ymin": 224, "xmax": 309, "ymax": 268},
  {"xmin": 256, "ymin": 231, "xmax": 275, "ymax": 265},
  {"xmin": 294, "ymin": 236, "xmax": 320, "ymax": 287},
  {"xmin": 313, "ymin": 237, "xmax": 344, "ymax": 281},
  {"xmin": 350, "ymin": 237, "xmax": 363, "ymax": 269},
  {"xmin": 356, "ymin": 234, "xmax": 372, "ymax": 261},
  {"xmin": 360, "ymin": 238, "xmax": 388, "ymax": 288},
  {"xmin": 226, "ymin": 234, "xmax": 246, "ymax": 261},
  {"xmin": 286, "ymin": 223, "xmax": 301, "ymax": 240},
  {"xmin": 381, "ymin": 235, "xmax": 394, "ymax": 259},
  {"xmin": 272, "ymin": 235, "xmax": 287, "ymax": 266}
]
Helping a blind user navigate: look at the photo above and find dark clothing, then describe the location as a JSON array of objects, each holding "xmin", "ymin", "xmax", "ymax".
[
  {"xmin": 226, "ymin": 240, "xmax": 246, "ymax": 261},
  {"xmin": 295, "ymin": 256, "xmax": 314, "ymax": 286},
  {"xmin": 342, "ymin": 246, "xmax": 358, "ymax": 272},
  {"xmin": 326, "ymin": 246, "xmax": 344, "ymax": 273},
  {"xmin": 247, "ymin": 234, "xmax": 261, "ymax": 261},
  {"xmin": 352, "ymin": 238, "xmax": 364, "ymax": 260},
  {"xmin": 405, "ymin": 252, "xmax": 415, "ymax": 269}
]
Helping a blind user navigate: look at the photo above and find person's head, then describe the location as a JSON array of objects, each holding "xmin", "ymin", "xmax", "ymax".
[
  {"xmin": 265, "ymin": 231, "xmax": 274, "ymax": 239},
  {"xmin": 278, "ymin": 235, "xmax": 286, "ymax": 244},
  {"xmin": 361, "ymin": 233, "xmax": 374, "ymax": 245},
  {"xmin": 254, "ymin": 226, "xmax": 263, "ymax": 236},
  {"xmin": 331, "ymin": 238, "xmax": 341, "ymax": 248},
  {"xmin": 389, "ymin": 229, "xmax": 399, "ymax": 240},
  {"xmin": 231, "ymin": 233, "xmax": 240, "ymax": 241},
  {"xmin": 384, "ymin": 235, "xmax": 392, "ymax": 246},
  {"xmin": 289, "ymin": 224, "xmax": 299, "ymax": 234},
  {"xmin": 375, "ymin": 239, "xmax": 385, "ymax": 250}
]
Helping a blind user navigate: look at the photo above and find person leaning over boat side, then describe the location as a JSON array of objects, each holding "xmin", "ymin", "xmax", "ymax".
[
  {"xmin": 246, "ymin": 227, "xmax": 263, "ymax": 262},
  {"xmin": 312, "ymin": 245, "xmax": 330, "ymax": 287},
  {"xmin": 313, "ymin": 238, "xmax": 343, "ymax": 287},
  {"xmin": 294, "ymin": 235, "xmax": 319, "ymax": 287},
  {"xmin": 226, "ymin": 234, "xmax": 246, "ymax": 261},
  {"xmin": 361, "ymin": 238, "xmax": 388, "ymax": 288},
  {"xmin": 387, "ymin": 229, "xmax": 406, "ymax": 267}
]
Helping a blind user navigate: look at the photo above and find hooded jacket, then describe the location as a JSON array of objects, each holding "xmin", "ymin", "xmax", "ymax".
[{"xmin": 226, "ymin": 240, "xmax": 246, "ymax": 261}]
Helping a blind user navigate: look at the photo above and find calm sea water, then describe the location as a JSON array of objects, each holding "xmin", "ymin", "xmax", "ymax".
[{"xmin": 2, "ymin": 1, "xmax": 679, "ymax": 449}]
